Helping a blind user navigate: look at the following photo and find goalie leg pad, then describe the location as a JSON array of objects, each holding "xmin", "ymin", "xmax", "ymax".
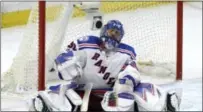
[
  {"xmin": 31, "ymin": 90, "xmax": 72, "ymax": 111},
  {"xmin": 133, "ymin": 83, "xmax": 167, "ymax": 111},
  {"xmin": 65, "ymin": 89, "xmax": 83, "ymax": 106}
]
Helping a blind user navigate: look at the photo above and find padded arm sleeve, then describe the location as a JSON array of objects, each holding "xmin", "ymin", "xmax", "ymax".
[{"xmin": 55, "ymin": 41, "xmax": 86, "ymax": 81}]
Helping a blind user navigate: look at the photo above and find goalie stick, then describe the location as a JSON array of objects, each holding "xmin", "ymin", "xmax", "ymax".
[{"xmin": 80, "ymin": 83, "xmax": 93, "ymax": 111}]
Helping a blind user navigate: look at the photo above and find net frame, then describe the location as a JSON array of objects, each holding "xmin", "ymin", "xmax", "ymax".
[
  {"xmin": 38, "ymin": 1, "xmax": 183, "ymax": 91},
  {"xmin": 2, "ymin": 1, "xmax": 183, "ymax": 92}
]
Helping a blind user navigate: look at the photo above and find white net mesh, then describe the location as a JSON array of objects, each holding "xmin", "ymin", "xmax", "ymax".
[
  {"xmin": 2, "ymin": 2, "xmax": 73, "ymax": 93},
  {"xmin": 2, "ymin": 2, "xmax": 179, "ymax": 93}
]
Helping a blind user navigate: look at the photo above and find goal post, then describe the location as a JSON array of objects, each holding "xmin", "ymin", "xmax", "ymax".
[
  {"xmin": 38, "ymin": 1, "xmax": 46, "ymax": 91},
  {"xmin": 176, "ymin": 1, "xmax": 183, "ymax": 81},
  {"xmin": 2, "ymin": 1, "xmax": 184, "ymax": 94}
]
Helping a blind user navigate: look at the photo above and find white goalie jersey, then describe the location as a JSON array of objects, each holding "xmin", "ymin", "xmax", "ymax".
[{"xmin": 54, "ymin": 35, "xmax": 137, "ymax": 89}]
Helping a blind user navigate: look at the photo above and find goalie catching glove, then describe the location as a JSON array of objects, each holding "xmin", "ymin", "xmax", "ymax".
[
  {"xmin": 101, "ymin": 79, "xmax": 135, "ymax": 111},
  {"xmin": 101, "ymin": 65, "xmax": 141, "ymax": 111}
]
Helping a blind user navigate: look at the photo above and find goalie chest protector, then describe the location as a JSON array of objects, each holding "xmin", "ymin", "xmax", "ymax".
[{"xmin": 76, "ymin": 36, "xmax": 136, "ymax": 89}]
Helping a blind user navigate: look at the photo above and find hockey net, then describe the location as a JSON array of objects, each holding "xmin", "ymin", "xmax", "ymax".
[{"xmin": 1, "ymin": 1, "xmax": 183, "ymax": 94}]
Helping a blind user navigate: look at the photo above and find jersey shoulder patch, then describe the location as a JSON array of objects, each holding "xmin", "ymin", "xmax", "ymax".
[
  {"xmin": 77, "ymin": 35, "xmax": 101, "ymax": 50},
  {"xmin": 116, "ymin": 43, "xmax": 136, "ymax": 59}
]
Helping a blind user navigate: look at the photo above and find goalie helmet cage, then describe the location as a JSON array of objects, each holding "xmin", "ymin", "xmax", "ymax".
[{"xmin": 2, "ymin": 1, "xmax": 183, "ymax": 93}]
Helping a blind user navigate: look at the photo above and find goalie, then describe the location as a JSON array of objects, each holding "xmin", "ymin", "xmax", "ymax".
[{"xmin": 29, "ymin": 20, "xmax": 182, "ymax": 111}]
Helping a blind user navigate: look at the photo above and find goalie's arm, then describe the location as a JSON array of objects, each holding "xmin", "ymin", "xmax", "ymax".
[
  {"xmin": 54, "ymin": 40, "xmax": 86, "ymax": 81},
  {"xmin": 30, "ymin": 41, "xmax": 87, "ymax": 111}
]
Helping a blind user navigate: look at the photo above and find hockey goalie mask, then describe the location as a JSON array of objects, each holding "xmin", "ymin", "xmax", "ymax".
[{"xmin": 100, "ymin": 20, "xmax": 124, "ymax": 50}]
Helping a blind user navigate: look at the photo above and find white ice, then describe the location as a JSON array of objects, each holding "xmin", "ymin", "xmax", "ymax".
[{"xmin": 1, "ymin": 3, "xmax": 202, "ymax": 111}]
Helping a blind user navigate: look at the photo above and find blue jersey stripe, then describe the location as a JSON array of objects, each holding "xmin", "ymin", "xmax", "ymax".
[
  {"xmin": 77, "ymin": 35, "xmax": 101, "ymax": 50},
  {"xmin": 79, "ymin": 47, "xmax": 99, "ymax": 50},
  {"xmin": 117, "ymin": 43, "xmax": 136, "ymax": 59},
  {"xmin": 117, "ymin": 50, "xmax": 136, "ymax": 59}
]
